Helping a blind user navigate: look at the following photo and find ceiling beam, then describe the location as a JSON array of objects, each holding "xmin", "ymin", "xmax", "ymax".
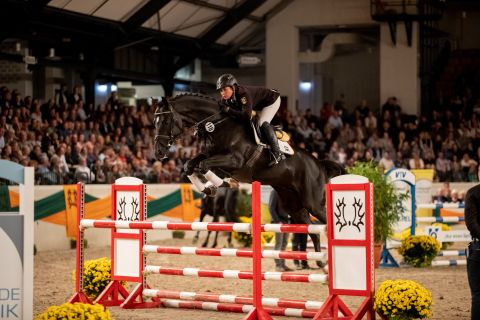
[
  {"xmin": 200, "ymin": 0, "xmax": 266, "ymax": 45},
  {"xmin": 122, "ymin": 0, "xmax": 171, "ymax": 34},
  {"xmin": 174, "ymin": 0, "xmax": 266, "ymax": 71},
  {"xmin": 0, "ymin": 2, "xmax": 227, "ymax": 55},
  {"xmin": 227, "ymin": 0, "xmax": 293, "ymax": 54},
  {"xmin": 181, "ymin": 0, "xmax": 262, "ymax": 22}
]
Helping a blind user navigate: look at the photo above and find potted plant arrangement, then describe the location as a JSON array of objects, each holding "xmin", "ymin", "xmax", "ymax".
[
  {"xmin": 398, "ymin": 235, "xmax": 441, "ymax": 267},
  {"xmin": 36, "ymin": 302, "xmax": 112, "ymax": 320},
  {"xmin": 374, "ymin": 279, "xmax": 433, "ymax": 319},
  {"xmin": 347, "ymin": 161, "xmax": 406, "ymax": 266}
]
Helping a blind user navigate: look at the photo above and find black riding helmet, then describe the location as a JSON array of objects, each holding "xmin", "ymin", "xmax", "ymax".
[{"xmin": 216, "ymin": 73, "xmax": 237, "ymax": 90}]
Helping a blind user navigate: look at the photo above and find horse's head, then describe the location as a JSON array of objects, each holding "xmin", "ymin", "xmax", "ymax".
[
  {"xmin": 152, "ymin": 93, "xmax": 224, "ymax": 160},
  {"xmin": 152, "ymin": 97, "xmax": 182, "ymax": 160}
]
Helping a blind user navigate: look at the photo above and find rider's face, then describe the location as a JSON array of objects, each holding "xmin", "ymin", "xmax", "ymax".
[{"xmin": 220, "ymin": 86, "xmax": 233, "ymax": 100}]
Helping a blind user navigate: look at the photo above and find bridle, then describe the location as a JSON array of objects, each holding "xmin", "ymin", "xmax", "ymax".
[
  {"xmin": 154, "ymin": 99, "xmax": 227, "ymax": 148},
  {"xmin": 154, "ymin": 103, "xmax": 176, "ymax": 148}
]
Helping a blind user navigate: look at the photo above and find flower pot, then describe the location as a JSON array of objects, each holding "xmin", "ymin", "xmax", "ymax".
[{"xmin": 374, "ymin": 242, "xmax": 383, "ymax": 268}]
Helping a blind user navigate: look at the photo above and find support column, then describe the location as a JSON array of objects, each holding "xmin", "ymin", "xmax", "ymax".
[
  {"xmin": 266, "ymin": 21, "xmax": 299, "ymax": 113},
  {"xmin": 380, "ymin": 22, "xmax": 420, "ymax": 115}
]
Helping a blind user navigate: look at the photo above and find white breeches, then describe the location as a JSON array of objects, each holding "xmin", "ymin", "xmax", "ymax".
[{"xmin": 257, "ymin": 96, "xmax": 281, "ymax": 126}]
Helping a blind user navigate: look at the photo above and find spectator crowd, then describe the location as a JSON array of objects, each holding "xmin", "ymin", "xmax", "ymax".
[{"xmin": 1, "ymin": 83, "xmax": 480, "ymax": 185}]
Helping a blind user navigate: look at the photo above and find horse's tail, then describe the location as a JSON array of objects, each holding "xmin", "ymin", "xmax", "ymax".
[{"xmin": 317, "ymin": 159, "xmax": 346, "ymax": 180}]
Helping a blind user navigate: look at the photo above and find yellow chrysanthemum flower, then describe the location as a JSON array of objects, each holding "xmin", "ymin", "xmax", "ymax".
[
  {"xmin": 71, "ymin": 257, "xmax": 127, "ymax": 299},
  {"xmin": 374, "ymin": 279, "xmax": 433, "ymax": 319},
  {"xmin": 398, "ymin": 235, "xmax": 441, "ymax": 267},
  {"xmin": 36, "ymin": 302, "xmax": 111, "ymax": 320}
]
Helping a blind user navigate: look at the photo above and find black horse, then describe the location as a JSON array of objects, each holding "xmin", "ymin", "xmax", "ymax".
[
  {"xmin": 193, "ymin": 186, "xmax": 239, "ymax": 248},
  {"xmin": 153, "ymin": 94, "xmax": 345, "ymax": 268}
]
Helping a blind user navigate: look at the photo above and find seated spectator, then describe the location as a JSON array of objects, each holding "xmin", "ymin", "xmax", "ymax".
[
  {"xmin": 408, "ymin": 152, "xmax": 425, "ymax": 170},
  {"xmin": 364, "ymin": 111, "xmax": 377, "ymax": 136},
  {"xmin": 37, "ymin": 155, "xmax": 57, "ymax": 184},
  {"xmin": 435, "ymin": 151, "xmax": 452, "ymax": 182},
  {"xmin": 75, "ymin": 156, "xmax": 95, "ymax": 183},
  {"xmin": 436, "ymin": 182, "xmax": 452, "ymax": 202},
  {"xmin": 0, "ymin": 127, "xmax": 5, "ymax": 150},
  {"xmin": 451, "ymin": 155, "xmax": 464, "ymax": 181},
  {"xmin": 394, "ymin": 151, "xmax": 408, "ymax": 168},
  {"xmin": 450, "ymin": 189, "xmax": 461, "ymax": 203},
  {"xmin": 93, "ymin": 159, "xmax": 107, "ymax": 183},
  {"xmin": 461, "ymin": 153, "xmax": 477, "ymax": 181},
  {"xmin": 337, "ymin": 147, "xmax": 347, "ymax": 165},
  {"xmin": 468, "ymin": 162, "xmax": 479, "ymax": 182},
  {"xmin": 378, "ymin": 151, "xmax": 395, "ymax": 172}
]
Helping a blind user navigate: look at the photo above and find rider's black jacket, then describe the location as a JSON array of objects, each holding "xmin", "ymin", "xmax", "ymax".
[{"xmin": 221, "ymin": 85, "xmax": 280, "ymax": 121}]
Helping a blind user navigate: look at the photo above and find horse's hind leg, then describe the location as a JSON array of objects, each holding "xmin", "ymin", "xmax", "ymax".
[
  {"xmin": 211, "ymin": 231, "xmax": 219, "ymax": 248},
  {"xmin": 202, "ymin": 205, "xmax": 220, "ymax": 247},
  {"xmin": 291, "ymin": 209, "xmax": 327, "ymax": 271},
  {"xmin": 202, "ymin": 230, "xmax": 212, "ymax": 247},
  {"xmin": 193, "ymin": 208, "xmax": 207, "ymax": 244}
]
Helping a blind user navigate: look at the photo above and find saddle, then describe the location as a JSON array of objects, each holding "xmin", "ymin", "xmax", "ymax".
[{"xmin": 251, "ymin": 118, "xmax": 294, "ymax": 156}]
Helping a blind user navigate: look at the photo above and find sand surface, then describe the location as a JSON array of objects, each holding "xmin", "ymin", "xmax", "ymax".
[{"xmin": 34, "ymin": 235, "xmax": 471, "ymax": 319}]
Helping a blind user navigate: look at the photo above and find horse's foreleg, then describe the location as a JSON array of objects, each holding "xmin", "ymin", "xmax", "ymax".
[
  {"xmin": 187, "ymin": 173, "xmax": 217, "ymax": 196},
  {"xmin": 193, "ymin": 209, "xmax": 207, "ymax": 244}
]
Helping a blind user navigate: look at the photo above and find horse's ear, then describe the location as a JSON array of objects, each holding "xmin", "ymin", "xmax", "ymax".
[{"xmin": 161, "ymin": 96, "xmax": 168, "ymax": 105}]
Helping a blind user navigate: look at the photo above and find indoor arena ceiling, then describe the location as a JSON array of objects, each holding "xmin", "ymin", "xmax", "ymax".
[{"xmin": 0, "ymin": 0, "xmax": 292, "ymax": 76}]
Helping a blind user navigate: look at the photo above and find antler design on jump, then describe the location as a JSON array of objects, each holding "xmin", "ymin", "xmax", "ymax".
[
  {"xmin": 131, "ymin": 197, "xmax": 140, "ymax": 221},
  {"xmin": 67, "ymin": 189, "xmax": 77, "ymax": 209},
  {"xmin": 117, "ymin": 197, "xmax": 126, "ymax": 221},
  {"xmin": 334, "ymin": 197, "xmax": 347, "ymax": 231},
  {"xmin": 351, "ymin": 197, "xmax": 365, "ymax": 232}
]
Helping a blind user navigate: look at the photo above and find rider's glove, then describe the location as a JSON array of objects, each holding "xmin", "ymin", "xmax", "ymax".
[{"xmin": 220, "ymin": 103, "xmax": 230, "ymax": 114}]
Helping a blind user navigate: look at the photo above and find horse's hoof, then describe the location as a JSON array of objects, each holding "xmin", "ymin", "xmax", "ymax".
[
  {"xmin": 204, "ymin": 186, "xmax": 217, "ymax": 197},
  {"xmin": 317, "ymin": 260, "xmax": 329, "ymax": 274}
]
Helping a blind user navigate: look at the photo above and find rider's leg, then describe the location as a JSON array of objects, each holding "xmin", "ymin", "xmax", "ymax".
[
  {"xmin": 258, "ymin": 97, "xmax": 285, "ymax": 166},
  {"xmin": 260, "ymin": 122, "xmax": 285, "ymax": 166}
]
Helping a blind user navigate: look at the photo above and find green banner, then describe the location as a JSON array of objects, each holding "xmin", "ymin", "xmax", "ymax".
[
  {"xmin": 0, "ymin": 185, "xmax": 13, "ymax": 211},
  {"xmin": 147, "ymin": 190, "xmax": 182, "ymax": 218},
  {"xmin": 33, "ymin": 191, "xmax": 97, "ymax": 221}
]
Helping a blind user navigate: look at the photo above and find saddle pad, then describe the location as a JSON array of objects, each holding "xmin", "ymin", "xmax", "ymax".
[{"xmin": 275, "ymin": 130, "xmax": 290, "ymax": 142}]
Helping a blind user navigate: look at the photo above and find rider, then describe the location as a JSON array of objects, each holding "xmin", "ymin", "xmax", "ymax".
[{"xmin": 216, "ymin": 73, "xmax": 285, "ymax": 166}]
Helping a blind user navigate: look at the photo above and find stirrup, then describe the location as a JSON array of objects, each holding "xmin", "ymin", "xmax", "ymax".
[{"xmin": 268, "ymin": 153, "xmax": 285, "ymax": 167}]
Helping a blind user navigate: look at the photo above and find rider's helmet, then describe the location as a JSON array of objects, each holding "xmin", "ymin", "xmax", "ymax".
[{"xmin": 216, "ymin": 73, "xmax": 237, "ymax": 90}]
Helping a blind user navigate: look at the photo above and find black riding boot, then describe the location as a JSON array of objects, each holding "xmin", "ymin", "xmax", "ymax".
[{"xmin": 260, "ymin": 122, "xmax": 285, "ymax": 167}]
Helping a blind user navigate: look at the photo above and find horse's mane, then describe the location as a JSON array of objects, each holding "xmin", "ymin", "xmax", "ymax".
[{"xmin": 170, "ymin": 92, "xmax": 217, "ymax": 103}]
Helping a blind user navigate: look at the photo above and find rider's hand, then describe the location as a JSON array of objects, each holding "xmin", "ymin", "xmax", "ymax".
[{"xmin": 220, "ymin": 103, "xmax": 230, "ymax": 114}]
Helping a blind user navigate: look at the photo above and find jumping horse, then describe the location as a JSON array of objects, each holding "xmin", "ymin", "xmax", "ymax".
[{"xmin": 153, "ymin": 94, "xmax": 345, "ymax": 268}]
